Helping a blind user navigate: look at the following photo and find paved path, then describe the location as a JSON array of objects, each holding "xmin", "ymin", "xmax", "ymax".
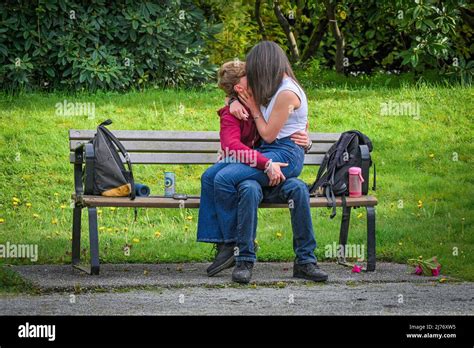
[{"xmin": 1, "ymin": 262, "xmax": 472, "ymax": 315}]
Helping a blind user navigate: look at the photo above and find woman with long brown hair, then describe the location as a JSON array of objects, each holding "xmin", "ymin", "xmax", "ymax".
[{"xmin": 211, "ymin": 41, "xmax": 327, "ymax": 283}]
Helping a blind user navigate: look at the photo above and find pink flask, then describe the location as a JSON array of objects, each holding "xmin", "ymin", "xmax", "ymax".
[{"xmin": 348, "ymin": 167, "xmax": 364, "ymax": 198}]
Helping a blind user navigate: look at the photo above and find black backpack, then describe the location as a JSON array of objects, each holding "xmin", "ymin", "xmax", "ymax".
[
  {"xmin": 308, "ymin": 130, "xmax": 375, "ymax": 218},
  {"xmin": 85, "ymin": 119, "xmax": 136, "ymax": 199}
]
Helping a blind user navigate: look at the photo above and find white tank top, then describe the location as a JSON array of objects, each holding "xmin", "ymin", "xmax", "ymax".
[{"xmin": 259, "ymin": 77, "xmax": 308, "ymax": 139}]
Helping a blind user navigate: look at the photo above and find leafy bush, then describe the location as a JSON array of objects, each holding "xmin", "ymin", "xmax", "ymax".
[{"xmin": 0, "ymin": 0, "xmax": 218, "ymax": 91}]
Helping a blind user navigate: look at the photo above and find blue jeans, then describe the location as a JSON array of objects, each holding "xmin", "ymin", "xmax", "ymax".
[
  {"xmin": 235, "ymin": 178, "xmax": 317, "ymax": 264},
  {"xmin": 197, "ymin": 137, "xmax": 304, "ymax": 243},
  {"xmin": 213, "ymin": 137, "xmax": 305, "ymax": 247},
  {"xmin": 196, "ymin": 161, "xmax": 232, "ymax": 243}
]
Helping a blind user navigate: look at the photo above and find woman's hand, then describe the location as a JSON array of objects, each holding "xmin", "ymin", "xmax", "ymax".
[
  {"xmin": 238, "ymin": 89, "xmax": 260, "ymax": 116},
  {"xmin": 265, "ymin": 161, "xmax": 288, "ymax": 186},
  {"xmin": 290, "ymin": 130, "xmax": 310, "ymax": 147},
  {"xmin": 229, "ymin": 99, "xmax": 249, "ymax": 121}
]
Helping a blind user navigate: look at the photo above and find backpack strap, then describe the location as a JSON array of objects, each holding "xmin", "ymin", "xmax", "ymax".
[
  {"xmin": 360, "ymin": 144, "xmax": 370, "ymax": 195},
  {"xmin": 309, "ymin": 148, "xmax": 337, "ymax": 196},
  {"xmin": 341, "ymin": 194, "xmax": 347, "ymax": 215},
  {"xmin": 372, "ymin": 163, "xmax": 376, "ymax": 191},
  {"xmin": 326, "ymin": 185, "xmax": 337, "ymax": 219},
  {"xmin": 98, "ymin": 124, "xmax": 136, "ymax": 200},
  {"xmin": 309, "ymin": 151, "xmax": 330, "ymax": 195}
]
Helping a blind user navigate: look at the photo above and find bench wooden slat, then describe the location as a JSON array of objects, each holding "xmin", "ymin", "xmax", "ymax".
[
  {"xmin": 69, "ymin": 130, "xmax": 341, "ymax": 143},
  {"xmin": 76, "ymin": 195, "xmax": 378, "ymax": 208},
  {"xmin": 69, "ymin": 152, "xmax": 326, "ymax": 165},
  {"xmin": 69, "ymin": 140, "xmax": 333, "ymax": 154},
  {"xmin": 69, "ymin": 130, "xmax": 221, "ymax": 141}
]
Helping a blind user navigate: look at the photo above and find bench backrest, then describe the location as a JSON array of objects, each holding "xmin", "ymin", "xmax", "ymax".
[{"xmin": 69, "ymin": 130, "xmax": 340, "ymax": 165}]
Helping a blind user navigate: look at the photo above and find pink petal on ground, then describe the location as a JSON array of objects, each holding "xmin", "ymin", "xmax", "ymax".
[
  {"xmin": 414, "ymin": 265, "xmax": 423, "ymax": 275},
  {"xmin": 432, "ymin": 268, "xmax": 440, "ymax": 276},
  {"xmin": 352, "ymin": 264, "xmax": 362, "ymax": 273}
]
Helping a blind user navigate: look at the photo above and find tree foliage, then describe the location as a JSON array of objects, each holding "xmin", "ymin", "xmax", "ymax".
[{"xmin": 200, "ymin": 0, "xmax": 472, "ymax": 77}]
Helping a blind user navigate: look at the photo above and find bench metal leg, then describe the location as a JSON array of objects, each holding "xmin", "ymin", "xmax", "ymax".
[
  {"xmin": 72, "ymin": 207, "xmax": 100, "ymax": 275},
  {"xmin": 366, "ymin": 206, "xmax": 376, "ymax": 271},
  {"xmin": 88, "ymin": 207, "xmax": 100, "ymax": 275},
  {"xmin": 72, "ymin": 206, "xmax": 82, "ymax": 265},
  {"xmin": 337, "ymin": 205, "xmax": 351, "ymax": 265}
]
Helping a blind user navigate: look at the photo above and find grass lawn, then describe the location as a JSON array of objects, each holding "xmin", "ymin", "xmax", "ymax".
[{"xmin": 0, "ymin": 76, "xmax": 473, "ymax": 288}]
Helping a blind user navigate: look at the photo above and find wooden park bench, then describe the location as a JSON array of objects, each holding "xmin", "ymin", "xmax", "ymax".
[{"xmin": 69, "ymin": 130, "xmax": 377, "ymax": 275}]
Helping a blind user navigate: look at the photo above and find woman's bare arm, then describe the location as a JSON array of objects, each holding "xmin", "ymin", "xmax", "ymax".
[{"xmin": 240, "ymin": 90, "xmax": 301, "ymax": 143}]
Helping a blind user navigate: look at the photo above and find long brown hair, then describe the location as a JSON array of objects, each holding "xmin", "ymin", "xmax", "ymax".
[{"xmin": 245, "ymin": 41, "xmax": 298, "ymax": 107}]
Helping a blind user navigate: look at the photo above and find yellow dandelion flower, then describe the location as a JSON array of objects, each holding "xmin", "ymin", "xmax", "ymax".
[
  {"xmin": 429, "ymin": 153, "xmax": 434, "ymax": 158},
  {"xmin": 12, "ymin": 197, "xmax": 20, "ymax": 203},
  {"xmin": 339, "ymin": 10, "xmax": 347, "ymax": 20},
  {"xmin": 26, "ymin": 202, "xmax": 32, "ymax": 208},
  {"xmin": 60, "ymin": 204, "xmax": 67, "ymax": 209},
  {"xmin": 13, "ymin": 201, "xmax": 19, "ymax": 206},
  {"xmin": 0, "ymin": 218, "xmax": 5, "ymax": 224},
  {"xmin": 110, "ymin": 207, "xmax": 116, "ymax": 212},
  {"xmin": 154, "ymin": 231, "xmax": 161, "ymax": 238},
  {"xmin": 54, "ymin": 192, "xmax": 59, "ymax": 197},
  {"xmin": 186, "ymin": 215, "xmax": 193, "ymax": 221},
  {"xmin": 417, "ymin": 200, "xmax": 423, "ymax": 209},
  {"xmin": 398, "ymin": 242, "xmax": 403, "ymax": 246},
  {"xmin": 99, "ymin": 227, "xmax": 106, "ymax": 232},
  {"xmin": 276, "ymin": 232, "xmax": 283, "ymax": 239},
  {"xmin": 132, "ymin": 238, "xmax": 140, "ymax": 243},
  {"xmin": 357, "ymin": 213, "xmax": 363, "ymax": 219},
  {"xmin": 51, "ymin": 218, "xmax": 58, "ymax": 225},
  {"xmin": 33, "ymin": 214, "xmax": 40, "ymax": 219},
  {"xmin": 97, "ymin": 209, "xmax": 103, "ymax": 214}
]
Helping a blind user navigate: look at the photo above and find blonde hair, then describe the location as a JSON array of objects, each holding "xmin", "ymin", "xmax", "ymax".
[{"xmin": 217, "ymin": 60, "xmax": 246, "ymax": 97}]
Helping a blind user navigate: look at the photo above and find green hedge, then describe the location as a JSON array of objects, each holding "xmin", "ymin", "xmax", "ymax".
[{"xmin": 0, "ymin": 0, "xmax": 217, "ymax": 91}]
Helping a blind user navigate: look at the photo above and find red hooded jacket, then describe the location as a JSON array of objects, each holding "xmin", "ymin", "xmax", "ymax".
[{"xmin": 217, "ymin": 105, "xmax": 269, "ymax": 170}]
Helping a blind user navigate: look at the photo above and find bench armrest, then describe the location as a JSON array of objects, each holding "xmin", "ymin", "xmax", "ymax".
[
  {"xmin": 84, "ymin": 143, "xmax": 95, "ymax": 195},
  {"xmin": 73, "ymin": 142, "xmax": 95, "ymax": 199},
  {"xmin": 73, "ymin": 144, "xmax": 85, "ymax": 198}
]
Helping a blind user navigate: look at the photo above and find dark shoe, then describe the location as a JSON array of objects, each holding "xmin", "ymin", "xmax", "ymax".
[
  {"xmin": 207, "ymin": 243, "xmax": 236, "ymax": 277},
  {"xmin": 232, "ymin": 261, "xmax": 254, "ymax": 284},
  {"xmin": 293, "ymin": 262, "xmax": 328, "ymax": 282}
]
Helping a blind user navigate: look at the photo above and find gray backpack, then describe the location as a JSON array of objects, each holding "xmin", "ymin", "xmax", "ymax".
[{"xmin": 85, "ymin": 119, "xmax": 136, "ymax": 199}]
